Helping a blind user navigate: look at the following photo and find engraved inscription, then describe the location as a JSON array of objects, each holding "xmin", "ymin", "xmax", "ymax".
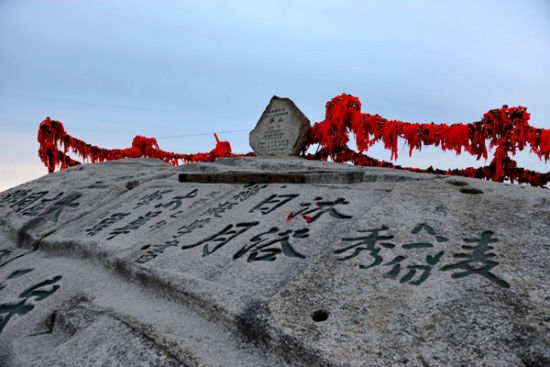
[
  {"xmin": 335, "ymin": 224, "xmax": 510, "ymax": 288},
  {"xmin": 254, "ymin": 107, "xmax": 291, "ymax": 155},
  {"xmin": 0, "ymin": 269, "xmax": 63, "ymax": 334}
]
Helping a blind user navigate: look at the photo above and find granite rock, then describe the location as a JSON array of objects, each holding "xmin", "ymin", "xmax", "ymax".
[
  {"xmin": 0, "ymin": 157, "xmax": 548, "ymax": 366},
  {"xmin": 249, "ymin": 96, "xmax": 311, "ymax": 156}
]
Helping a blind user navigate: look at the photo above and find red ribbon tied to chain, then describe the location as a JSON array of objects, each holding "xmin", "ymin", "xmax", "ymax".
[
  {"xmin": 38, "ymin": 94, "xmax": 550, "ymax": 187},
  {"xmin": 303, "ymin": 94, "xmax": 550, "ymax": 187},
  {"xmin": 37, "ymin": 118, "xmax": 248, "ymax": 173}
]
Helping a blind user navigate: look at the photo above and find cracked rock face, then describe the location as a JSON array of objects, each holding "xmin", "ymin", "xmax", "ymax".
[{"xmin": 0, "ymin": 157, "xmax": 549, "ymax": 367}]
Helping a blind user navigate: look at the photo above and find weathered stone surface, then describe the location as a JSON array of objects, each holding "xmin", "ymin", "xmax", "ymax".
[
  {"xmin": 0, "ymin": 157, "xmax": 549, "ymax": 366},
  {"xmin": 249, "ymin": 96, "xmax": 311, "ymax": 156}
]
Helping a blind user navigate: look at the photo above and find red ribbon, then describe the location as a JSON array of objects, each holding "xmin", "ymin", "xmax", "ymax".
[
  {"xmin": 37, "ymin": 118, "xmax": 252, "ymax": 173},
  {"xmin": 38, "ymin": 94, "xmax": 550, "ymax": 187},
  {"xmin": 304, "ymin": 94, "xmax": 550, "ymax": 188}
]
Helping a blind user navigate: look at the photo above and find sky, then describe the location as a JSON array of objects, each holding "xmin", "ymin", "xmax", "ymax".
[{"xmin": 1, "ymin": 0, "xmax": 549, "ymax": 192}]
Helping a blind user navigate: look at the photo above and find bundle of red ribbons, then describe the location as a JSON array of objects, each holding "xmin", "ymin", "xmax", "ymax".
[
  {"xmin": 37, "ymin": 118, "xmax": 251, "ymax": 173},
  {"xmin": 38, "ymin": 94, "xmax": 550, "ymax": 187}
]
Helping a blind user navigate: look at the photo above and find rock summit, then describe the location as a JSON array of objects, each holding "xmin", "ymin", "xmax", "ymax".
[{"xmin": 0, "ymin": 157, "xmax": 548, "ymax": 366}]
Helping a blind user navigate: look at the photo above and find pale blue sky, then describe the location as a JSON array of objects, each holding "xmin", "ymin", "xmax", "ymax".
[{"xmin": 1, "ymin": 0, "xmax": 549, "ymax": 191}]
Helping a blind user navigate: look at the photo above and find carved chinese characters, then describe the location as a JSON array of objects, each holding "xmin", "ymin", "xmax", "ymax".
[
  {"xmin": 2, "ymin": 180, "xmax": 513, "ymax": 292},
  {"xmin": 83, "ymin": 187, "xmax": 202, "ymax": 241},
  {"xmin": 71, "ymin": 179, "xmax": 513, "ymax": 290},
  {"xmin": 0, "ymin": 268, "xmax": 62, "ymax": 334},
  {"xmin": 1, "ymin": 154, "xmax": 548, "ymax": 366},
  {"xmin": 249, "ymin": 96, "xmax": 311, "ymax": 156},
  {"xmin": 0, "ymin": 189, "xmax": 81, "ymax": 223},
  {"xmin": 335, "ymin": 224, "xmax": 510, "ymax": 288}
]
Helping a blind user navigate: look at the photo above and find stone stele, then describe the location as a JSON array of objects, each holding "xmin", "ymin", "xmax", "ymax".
[
  {"xmin": 249, "ymin": 96, "xmax": 311, "ymax": 156},
  {"xmin": 0, "ymin": 157, "xmax": 549, "ymax": 366}
]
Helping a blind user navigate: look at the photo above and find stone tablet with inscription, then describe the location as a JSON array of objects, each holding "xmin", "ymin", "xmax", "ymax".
[
  {"xmin": 249, "ymin": 96, "xmax": 311, "ymax": 156},
  {"xmin": 0, "ymin": 157, "xmax": 549, "ymax": 366}
]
